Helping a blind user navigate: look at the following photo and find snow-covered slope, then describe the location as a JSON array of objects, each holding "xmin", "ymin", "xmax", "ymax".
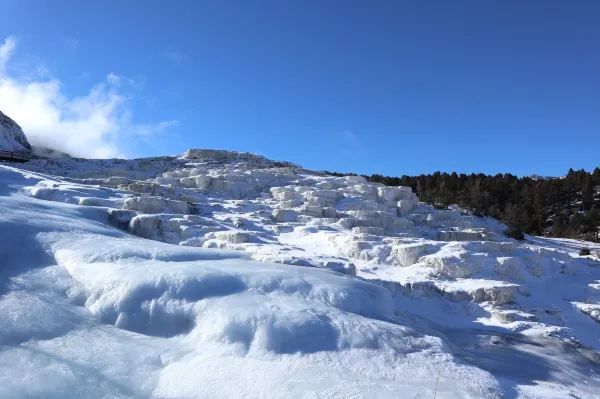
[
  {"xmin": 1, "ymin": 150, "xmax": 600, "ymax": 398},
  {"xmin": 0, "ymin": 110, "xmax": 31, "ymax": 152}
]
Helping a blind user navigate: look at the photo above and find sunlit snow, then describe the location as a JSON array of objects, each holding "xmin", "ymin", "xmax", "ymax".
[{"xmin": 1, "ymin": 149, "xmax": 600, "ymax": 398}]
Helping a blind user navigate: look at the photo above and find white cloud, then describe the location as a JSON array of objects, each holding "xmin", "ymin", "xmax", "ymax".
[
  {"xmin": 0, "ymin": 36, "xmax": 16, "ymax": 73},
  {"xmin": 132, "ymin": 120, "xmax": 179, "ymax": 137},
  {"xmin": 0, "ymin": 36, "xmax": 177, "ymax": 158}
]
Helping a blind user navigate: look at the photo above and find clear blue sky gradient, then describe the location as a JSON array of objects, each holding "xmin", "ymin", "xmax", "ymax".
[{"xmin": 2, "ymin": 0, "xmax": 599, "ymax": 176}]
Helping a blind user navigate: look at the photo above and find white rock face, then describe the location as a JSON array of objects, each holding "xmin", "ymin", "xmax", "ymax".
[
  {"xmin": 387, "ymin": 242, "xmax": 437, "ymax": 266},
  {"xmin": 180, "ymin": 175, "xmax": 213, "ymax": 189},
  {"xmin": 123, "ymin": 196, "xmax": 190, "ymax": 214},
  {"xmin": 270, "ymin": 186, "xmax": 298, "ymax": 201},
  {"xmin": 213, "ymin": 230, "xmax": 252, "ymax": 244},
  {"xmin": 129, "ymin": 214, "xmax": 163, "ymax": 239},
  {"xmin": 377, "ymin": 186, "xmax": 414, "ymax": 203},
  {"xmin": 272, "ymin": 208, "xmax": 298, "ymax": 222},
  {"xmin": 184, "ymin": 148, "xmax": 265, "ymax": 162},
  {"xmin": 0, "ymin": 110, "xmax": 31, "ymax": 152}
]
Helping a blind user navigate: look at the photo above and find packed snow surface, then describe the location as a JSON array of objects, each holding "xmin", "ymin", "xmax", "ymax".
[{"xmin": 1, "ymin": 149, "xmax": 600, "ymax": 398}]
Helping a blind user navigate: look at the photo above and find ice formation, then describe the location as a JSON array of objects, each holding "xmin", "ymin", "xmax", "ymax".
[{"xmin": 1, "ymin": 149, "xmax": 600, "ymax": 398}]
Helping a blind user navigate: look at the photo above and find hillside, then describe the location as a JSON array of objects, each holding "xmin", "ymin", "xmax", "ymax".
[
  {"xmin": 1, "ymin": 149, "xmax": 600, "ymax": 398},
  {"xmin": 366, "ymin": 170, "xmax": 600, "ymax": 242}
]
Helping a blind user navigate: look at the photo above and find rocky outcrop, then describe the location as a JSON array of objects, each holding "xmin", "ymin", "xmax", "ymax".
[{"xmin": 0, "ymin": 110, "xmax": 31, "ymax": 152}]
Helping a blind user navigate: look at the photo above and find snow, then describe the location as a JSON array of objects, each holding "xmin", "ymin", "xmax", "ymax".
[{"xmin": 1, "ymin": 150, "xmax": 600, "ymax": 398}]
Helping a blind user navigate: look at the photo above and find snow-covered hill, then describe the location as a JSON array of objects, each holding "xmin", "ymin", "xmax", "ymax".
[
  {"xmin": 0, "ymin": 110, "xmax": 31, "ymax": 152},
  {"xmin": 1, "ymin": 149, "xmax": 600, "ymax": 398}
]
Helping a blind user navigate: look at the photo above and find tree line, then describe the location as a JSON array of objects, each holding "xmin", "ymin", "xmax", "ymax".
[{"xmin": 326, "ymin": 168, "xmax": 600, "ymax": 241}]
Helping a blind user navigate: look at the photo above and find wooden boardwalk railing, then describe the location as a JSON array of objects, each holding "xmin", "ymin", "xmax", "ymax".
[{"xmin": 0, "ymin": 149, "xmax": 32, "ymax": 163}]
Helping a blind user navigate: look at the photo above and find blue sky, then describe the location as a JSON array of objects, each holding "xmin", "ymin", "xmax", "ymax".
[{"xmin": 1, "ymin": 0, "xmax": 599, "ymax": 176}]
